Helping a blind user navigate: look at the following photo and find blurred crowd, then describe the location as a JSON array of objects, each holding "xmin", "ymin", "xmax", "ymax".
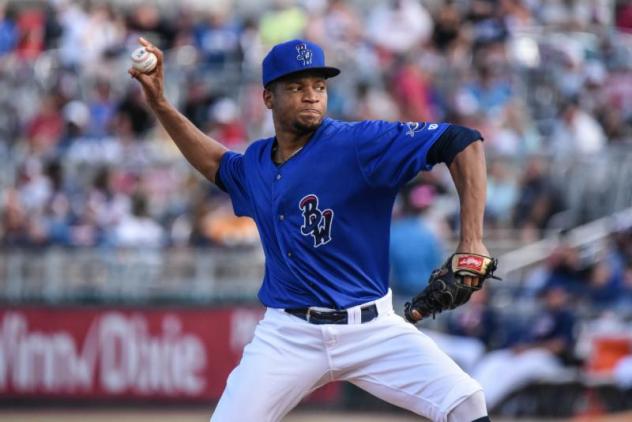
[
  {"xmin": 1, "ymin": 0, "xmax": 632, "ymax": 250},
  {"xmin": 390, "ymin": 218, "xmax": 632, "ymax": 412}
]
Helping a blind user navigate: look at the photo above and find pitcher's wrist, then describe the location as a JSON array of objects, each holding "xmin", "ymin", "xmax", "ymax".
[{"xmin": 149, "ymin": 96, "xmax": 169, "ymax": 110}]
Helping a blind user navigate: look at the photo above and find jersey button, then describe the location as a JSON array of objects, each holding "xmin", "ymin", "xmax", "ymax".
[
  {"xmin": 276, "ymin": 174, "xmax": 282, "ymax": 180},
  {"xmin": 279, "ymin": 214, "xmax": 285, "ymax": 221},
  {"xmin": 287, "ymin": 252, "xmax": 292, "ymax": 257}
]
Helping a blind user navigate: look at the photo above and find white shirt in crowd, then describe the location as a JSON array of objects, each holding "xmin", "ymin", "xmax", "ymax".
[{"xmin": 115, "ymin": 215, "xmax": 164, "ymax": 247}]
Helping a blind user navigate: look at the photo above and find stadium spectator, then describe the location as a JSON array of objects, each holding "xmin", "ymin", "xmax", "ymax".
[
  {"xmin": 207, "ymin": 97, "xmax": 247, "ymax": 149},
  {"xmin": 304, "ymin": 0, "xmax": 362, "ymax": 56},
  {"xmin": 40, "ymin": 160, "xmax": 72, "ymax": 246},
  {"xmin": 424, "ymin": 286, "xmax": 501, "ymax": 373},
  {"xmin": 472, "ymin": 283, "xmax": 577, "ymax": 410},
  {"xmin": 193, "ymin": 10, "xmax": 242, "ymax": 67},
  {"xmin": 14, "ymin": 5, "xmax": 45, "ymax": 60},
  {"xmin": 115, "ymin": 85, "xmax": 153, "ymax": 138},
  {"xmin": 183, "ymin": 77, "xmax": 219, "ymax": 130},
  {"xmin": 618, "ymin": 262, "xmax": 632, "ymax": 311},
  {"xmin": 125, "ymin": 3, "xmax": 175, "ymax": 49},
  {"xmin": 367, "ymin": 0, "xmax": 434, "ymax": 55},
  {"xmin": 512, "ymin": 156, "xmax": 566, "ymax": 240},
  {"xmin": 584, "ymin": 259, "xmax": 623, "ymax": 310},
  {"xmin": 25, "ymin": 94, "xmax": 64, "ymax": 156},
  {"xmin": 349, "ymin": 81, "xmax": 399, "ymax": 121},
  {"xmin": 390, "ymin": 56, "xmax": 438, "ymax": 122},
  {"xmin": 68, "ymin": 197, "xmax": 105, "ymax": 247},
  {"xmin": 259, "ymin": 0, "xmax": 307, "ymax": 47},
  {"xmin": 551, "ymin": 97, "xmax": 607, "ymax": 155},
  {"xmin": 114, "ymin": 192, "xmax": 164, "ymax": 248},
  {"xmin": 458, "ymin": 64, "xmax": 513, "ymax": 118},
  {"xmin": 431, "ymin": 0, "xmax": 463, "ymax": 52},
  {"xmin": 390, "ymin": 184, "xmax": 444, "ymax": 300},
  {"xmin": 485, "ymin": 160, "xmax": 518, "ymax": 227},
  {"xmin": 0, "ymin": 0, "xmax": 629, "ymax": 252},
  {"xmin": 87, "ymin": 166, "xmax": 130, "ymax": 234},
  {"xmin": 0, "ymin": 3, "xmax": 17, "ymax": 55},
  {"xmin": 445, "ymin": 286, "xmax": 501, "ymax": 350},
  {"xmin": 617, "ymin": 1, "xmax": 632, "ymax": 32},
  {"xmin": 1, "ymin": 188, "xmax": 30, "ymax": 247},
  {"xmin": 487, "ymin": 101, "xmax": 541, "ymax": 156},
  {"xmin": 86, "ymin": 79, "xmax": 117, "ymax": 138}
]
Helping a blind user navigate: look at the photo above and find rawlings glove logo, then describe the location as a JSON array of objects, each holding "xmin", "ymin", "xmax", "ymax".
[
  {"xmin": 457, "ymin": 255, "xmax": 484, "ymax": 271},
  {"xmin": 299, "ymin": 194, "xmax": 334, "ymax": 247}
]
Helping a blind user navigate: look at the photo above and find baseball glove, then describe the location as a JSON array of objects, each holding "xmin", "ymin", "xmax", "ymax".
[{"xmin": 404, "ymin": 253, "xmax": 500, "ymax": 323}]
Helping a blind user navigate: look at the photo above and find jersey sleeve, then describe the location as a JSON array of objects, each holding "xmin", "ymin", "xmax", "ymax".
[
  {"xmin": 354, "ymin": 120, "xmax": 450, "ymax": 189},
  {"xmin": 216, "ymin": 151, "xmax": 253, "ymax": 217}
]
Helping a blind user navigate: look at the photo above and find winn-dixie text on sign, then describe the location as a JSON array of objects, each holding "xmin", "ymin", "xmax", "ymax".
[{"xmin": 0, "ymin": 307, "xmax": 264, "ymax": 400}]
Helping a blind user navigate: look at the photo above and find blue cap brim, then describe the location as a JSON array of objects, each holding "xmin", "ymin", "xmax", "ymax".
[{"xmin": 265, "ymin": 66, "xmax": 341, "ymax": 86}]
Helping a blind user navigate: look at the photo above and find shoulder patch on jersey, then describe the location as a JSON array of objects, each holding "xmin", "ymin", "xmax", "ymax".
[
  {"xmin": 299, "ymin": 194, "xmax": 334, "ymax": 247},
  {"xmin": 405, "ymin": 121, "xmax": 427, "ymax": 137}
]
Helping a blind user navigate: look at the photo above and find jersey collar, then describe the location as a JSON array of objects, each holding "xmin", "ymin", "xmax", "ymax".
[{"xmin": 269, "ymin": 118, "xmax": 332, "ymax": 167}]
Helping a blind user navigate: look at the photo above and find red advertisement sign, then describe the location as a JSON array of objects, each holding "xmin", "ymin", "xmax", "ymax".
[{"xmin": 0, "ymin": 307, "xmax": 339, "ymax": 403}]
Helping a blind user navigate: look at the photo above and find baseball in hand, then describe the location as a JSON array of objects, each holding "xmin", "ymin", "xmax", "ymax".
[{"xmin": 131, "ymin": 47, "xmax": 157, "ymax": 73}]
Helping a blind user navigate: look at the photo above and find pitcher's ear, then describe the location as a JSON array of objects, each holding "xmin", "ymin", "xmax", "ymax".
[{"xmin": 263, "ymin": 87, "xmax": 273, "ymax": 110}]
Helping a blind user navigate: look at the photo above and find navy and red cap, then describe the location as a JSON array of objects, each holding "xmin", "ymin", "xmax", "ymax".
[{"xmin": 262, "ymin": 39, "xmax": 341, "ymax": 87}]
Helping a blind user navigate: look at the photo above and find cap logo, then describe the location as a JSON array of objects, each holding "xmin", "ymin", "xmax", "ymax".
[{"xmin": 296, "ymin": 43, "xmax": 312, "ymax": 66}]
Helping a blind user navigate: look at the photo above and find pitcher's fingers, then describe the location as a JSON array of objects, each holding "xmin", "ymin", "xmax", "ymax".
[
  {"xmin": 128, "ymin": 68, "xmax": 148, "ymax": 82},
  {"xmin": 128, "ymin": 68, "xmax": 151, "ymax": 85},
  {"xmin": 136, "ymin": 73, "xmax": 152, "ymax": 85},
  {"xmin": 139, "ymin": 37, "xmax": 163, "ymax": 63}
]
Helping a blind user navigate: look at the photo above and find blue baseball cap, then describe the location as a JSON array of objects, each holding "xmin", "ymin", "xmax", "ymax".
[{"xmin": 262, "ymin": 39, "xmax": 340, "ymax": 87}]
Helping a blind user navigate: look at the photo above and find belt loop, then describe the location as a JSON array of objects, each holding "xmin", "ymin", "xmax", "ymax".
[
  {"xmin": 375, "ymin": 289, "xmax": 393, "ymax": 316},
  {"xmin": 347, "ymin": 307, "xmax": 361, "ymax": 324},
  {"xmin": 306, "ymin": 309, "xmax": 311, "ymax": 323}
]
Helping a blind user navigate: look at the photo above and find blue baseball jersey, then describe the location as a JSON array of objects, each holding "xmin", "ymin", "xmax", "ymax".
[{"xmin": 218, "ymin": 118, "xmax": 449, "ymax": 309}]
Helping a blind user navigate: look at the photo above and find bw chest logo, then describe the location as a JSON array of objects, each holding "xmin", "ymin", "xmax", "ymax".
[{"xmin": 299, "ymin": 194, "xmax": 334, "ymax": 247}]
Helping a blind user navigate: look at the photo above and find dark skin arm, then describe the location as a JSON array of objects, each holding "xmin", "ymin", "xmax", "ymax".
[
  {"xmin": 407, "ymin": 139, "xmax": 490, "ymax": 322},
  {"xmin": 127, "ymin": 38, "xmax": 227, "ymax": 183},
  {"xmin": 448, "ymin": 140, "xmax": 490, "ymax": 287}
]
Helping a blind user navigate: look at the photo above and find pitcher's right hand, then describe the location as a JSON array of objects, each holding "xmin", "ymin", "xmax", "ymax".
[{"xmin": 128, "ymin": 37, "xmax": 166, "ymax": 107}]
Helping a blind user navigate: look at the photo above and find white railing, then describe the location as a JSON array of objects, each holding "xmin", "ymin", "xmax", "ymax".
[
  {"xmin": 0, "ymin": 245, "xmax": 265, "ymax": 304},
  {"xmin": 498, "ymin": 206, "xmax": 632, "ymax": 283}
]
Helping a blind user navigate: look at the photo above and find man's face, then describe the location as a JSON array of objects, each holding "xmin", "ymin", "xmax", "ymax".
[
  {"xmin": 264, "ymin": 73, "xmax": 328, "ymax": 134},
  {"xmin": 544, "ymin": 287, "xmax": 568, "ymax": 310}
]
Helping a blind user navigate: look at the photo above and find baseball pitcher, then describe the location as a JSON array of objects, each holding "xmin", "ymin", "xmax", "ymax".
[{"xmin": 129, "ymin": 37, "xmax": 499, "ymax": 422}]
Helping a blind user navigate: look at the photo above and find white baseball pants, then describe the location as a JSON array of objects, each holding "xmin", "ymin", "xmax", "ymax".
[{"xmin": 211, "ymin": 291, "xmax": 482, "ymax": 422}]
